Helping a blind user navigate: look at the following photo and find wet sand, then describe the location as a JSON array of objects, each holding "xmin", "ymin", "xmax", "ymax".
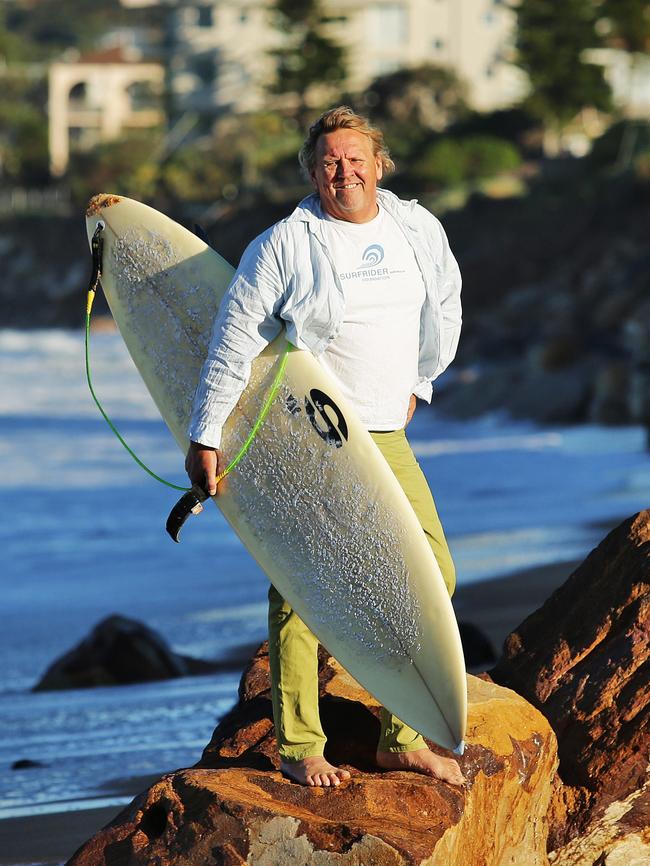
[{"xmin": 0, "ymin": 558, "xmax": 578, "ymax": 865}]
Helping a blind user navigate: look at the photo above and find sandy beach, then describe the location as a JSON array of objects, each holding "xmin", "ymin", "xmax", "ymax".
[{"xmin": 0, "ymin": 557, "xmax": 579, "ymax": 866}]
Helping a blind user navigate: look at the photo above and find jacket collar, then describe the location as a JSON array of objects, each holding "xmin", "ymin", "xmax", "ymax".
[{"xmin": 287, "ymin": 189, "xmax": 420, "ymax": 234}]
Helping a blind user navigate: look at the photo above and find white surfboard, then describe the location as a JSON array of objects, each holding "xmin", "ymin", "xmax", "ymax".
[{"xmin": 85, "ymin": 194, "xmax": 467, "ymax": 753}]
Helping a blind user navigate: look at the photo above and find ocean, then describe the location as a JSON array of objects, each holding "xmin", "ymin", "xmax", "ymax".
[{"xmin": 1, "ymin": 328, "xmax": 649, "ymax": 835}]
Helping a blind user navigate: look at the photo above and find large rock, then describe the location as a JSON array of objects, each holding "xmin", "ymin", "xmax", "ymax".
[
  {"xmin": 491, "ymin": 511, "xmax": 650, "ymax": 849},
  {"xmin": 549, "ymin": 781, "xmax": 650, "ymax": 866},
  {"xmin": 34, "ymin": 614, "xmax": 225, "ymax": 691},
  {"xmin": 67, "ymin": 647, "xmax": 558, "ymax": 866}
]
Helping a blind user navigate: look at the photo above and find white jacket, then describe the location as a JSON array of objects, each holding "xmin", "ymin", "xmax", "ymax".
[{"xmin": 189, "ymin": 188, "xmax": 462, "ymax": 448}]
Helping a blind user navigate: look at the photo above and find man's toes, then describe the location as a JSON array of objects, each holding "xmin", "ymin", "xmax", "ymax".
[
  {"xmin": 444, "ymin": 765, "xmax": 466, "ymax": 785},
  {"xmin": 338, "ymin": 768, "xmax": 351, "ymax": 781}
]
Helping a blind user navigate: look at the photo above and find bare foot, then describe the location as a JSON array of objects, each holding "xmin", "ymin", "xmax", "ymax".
[
  {"xmin": 280, "ymin": 756, "xmax": 351, "ymax": 787},
  {"xmin": 376, "ymin": 748, "xmax": 466, "ymax": 786}
]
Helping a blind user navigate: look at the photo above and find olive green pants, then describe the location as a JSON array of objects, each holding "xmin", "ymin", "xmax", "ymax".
[{"xmin": 268, "ymin": 428, "xmax": 456, "ymax": 763}]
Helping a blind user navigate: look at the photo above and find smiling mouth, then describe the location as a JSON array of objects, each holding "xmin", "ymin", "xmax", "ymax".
[{"xmin": 335, "ymin": 183, "xmax": 360, "ymax": 190}]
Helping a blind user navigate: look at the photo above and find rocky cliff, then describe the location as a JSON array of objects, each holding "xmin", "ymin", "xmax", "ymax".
[
  {"xmin": 66, "ymin": 512, "xmax": 649, "ymax": 865},
  {"xmin": 492, "ymin": 510, "xmax": 650, "ymax": 865},
  {"xmin": 67, "ymin": 654, "xmax": 558, "ymax": 866}
]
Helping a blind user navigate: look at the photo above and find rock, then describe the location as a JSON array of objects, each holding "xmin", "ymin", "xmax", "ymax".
[
  {"xmin": 504, "ymin": 362, "xmax": 594, "ymax": 424},
  {"xmin": 11, "ymin": 758, "xmax": 46, "ymax": 770},
  {"xmin": 33, "ymin": 614, "xmax": 222, "ymax": 691},
  {"xmin": 588, "ymin": 362, "xmax": 630, "ymax": 425},
  {"xmin": 491, "ymin": 511, "xmax": 650, "ymax": 846},
  {"xmin": 67, "ymin": 647, "xmax": 558, "ymax": 866},
  {"xmin": 549, "ymin": 781, "xmax": 650, "ymax": 866},
  {"xmin": 434, "ymin": 358, "xmax": 595, "ymax": 425}
]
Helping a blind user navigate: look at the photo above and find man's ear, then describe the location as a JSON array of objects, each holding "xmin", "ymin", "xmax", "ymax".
[
  {"xmin": 310, "ymin": 170, "xmax": 318, "ymax": 189},
  {"xmin": 375, "ymin": 155, "xmax": 383, "ymax": 182}
]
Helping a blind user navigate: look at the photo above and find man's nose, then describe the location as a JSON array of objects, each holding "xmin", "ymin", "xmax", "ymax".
[{"xmin": 335, "ymin": 158, "xmax": 352, "ymax": 177}]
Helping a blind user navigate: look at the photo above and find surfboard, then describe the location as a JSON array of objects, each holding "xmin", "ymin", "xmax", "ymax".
[{"xmin": 85, "ymin": 193, "xmax": 467, "ymax": 753}]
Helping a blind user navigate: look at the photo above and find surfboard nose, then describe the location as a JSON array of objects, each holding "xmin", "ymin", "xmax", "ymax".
[{"xmin": 86, "ymin": 193, "xmax": 122, "ymax": 218}]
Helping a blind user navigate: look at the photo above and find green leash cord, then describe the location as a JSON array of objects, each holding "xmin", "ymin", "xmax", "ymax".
[{"xmin": 85, "ymin": 220, "xmax": 291, "ymax": 498}]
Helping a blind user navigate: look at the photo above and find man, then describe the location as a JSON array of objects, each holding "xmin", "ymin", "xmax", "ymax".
[{"xmin": 186, "ymin": 106, "xmax": 465, "ymax": 788}]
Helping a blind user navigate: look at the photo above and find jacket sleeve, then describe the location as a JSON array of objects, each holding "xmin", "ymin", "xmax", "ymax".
[
  {"xmin": 418, "ymin": 206, "xmax": 462, "ymax": 391},
  {"xmin": 433, "ymin": 215, "xmax": 462, "ymax": 380},
  {"xmin": 187, "ymin": 230, "xmax": 285, "ymax": 448}
]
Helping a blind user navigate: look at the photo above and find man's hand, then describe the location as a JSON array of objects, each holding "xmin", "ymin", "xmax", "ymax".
[
  {"xmin": 185, "ymin": 441, "xmax": 226, "ymax": 497},
  {"xmin": 406, "ymin": 394, "xmax": 417, "ymax": 427}
]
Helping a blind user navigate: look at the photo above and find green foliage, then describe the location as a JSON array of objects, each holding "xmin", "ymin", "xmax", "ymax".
[
  {"xmin": 209, "ymin": 111, "xmax": 303, "ymax": 192},
  {"xmin": 357, "ymin": 65, "xmax": 469, "ymax": 162},
  {"xmin": 411, "ymin": 135, "xmax": 522, "ymax": 191},
  {"xmin": 0, "ymin": 11, "xmax": 32, "ymax": 62},
  {"xmin": 515, "ymin": 0, "xmax": 612, "ymax": 128},
  {"xmin": 0, "ymin": 74, "xmax": 49, "ymax": 184},
  {"xmin": 462, "ymin": 136, "xmax": 522, "ymax": 178},
  {"xmin": 269, "ymin": 0, "xmax": 347, "ymax": 117},
  {"xmin": 67, "ymin": 133, "xmax": 163, "ymax": 206},
  {"xmin": 160, "ymin": 146, "xmax": 235, "ymax": 205},
  {"xmin": 450, "ymin": 108, "xmax": 542, "ymax": 155},
  {"xmin": 412, "ymin": 139, "xmax": 467, "ymax": 188},
  {"xmin": 2, "ymin": 0, "xmax": 149, "ymax": 59},
  {"xmin": 599, "ymin": 0, "xmax": 650, "ymax": 54}
]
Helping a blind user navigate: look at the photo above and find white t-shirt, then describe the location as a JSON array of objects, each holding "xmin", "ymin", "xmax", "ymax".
[{"xmin": 319, "ymin": 206, "xmax": 426, "ymax": 430}]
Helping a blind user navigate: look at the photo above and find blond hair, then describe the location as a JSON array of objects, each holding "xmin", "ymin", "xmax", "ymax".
[{"xmin": 299, "ymin": 106, "xmax": 395, "ymax": 177}]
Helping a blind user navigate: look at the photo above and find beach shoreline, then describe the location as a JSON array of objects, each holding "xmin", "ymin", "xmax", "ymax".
[{"xmin": 0, "ymin": 557, "xmax": 579, "ymax": 866}]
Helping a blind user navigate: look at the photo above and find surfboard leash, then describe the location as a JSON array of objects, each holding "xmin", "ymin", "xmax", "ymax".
[{"xmin": 84, "ymin": 219, "xmax": 292, "ymax": 540}]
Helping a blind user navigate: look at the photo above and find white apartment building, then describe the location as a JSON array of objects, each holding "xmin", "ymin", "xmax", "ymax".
[
  {"xmin": 119, "ymin": 0, "xmax": 526, "ymax": 115},
  {"xmin": 341, "ymin": 0, "xmax": 525, "ymax": 110},
  {"xmin": 48, "ymin": 44, "xmax": 164, "ymax": 175}
]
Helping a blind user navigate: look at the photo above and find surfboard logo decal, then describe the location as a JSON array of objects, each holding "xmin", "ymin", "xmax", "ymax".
[{"xmin": 305, "ymin": 389, "xmax": 349, "ymax": 448}]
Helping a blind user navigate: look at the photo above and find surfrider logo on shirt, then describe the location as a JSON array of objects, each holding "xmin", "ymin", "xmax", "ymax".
[
  {"xmin": 339, "ymin": 243, "xmax": 391, "ymax": 281},
  {"xmin": 358, "ymin": 244, "xmax": 384, "ymax": 268}
]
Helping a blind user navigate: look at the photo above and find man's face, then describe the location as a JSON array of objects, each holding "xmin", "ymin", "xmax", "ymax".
[{"xmin": 310, "ymin": 128, "xmax": 383, "ymax": 223}]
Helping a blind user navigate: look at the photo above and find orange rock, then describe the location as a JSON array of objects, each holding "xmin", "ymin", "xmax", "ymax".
[
  {"xmin": 491, "ymin": 511, "xmax": 650, "ymax": 850},
  {"xmin": 68, "ymin": 650, "xmax": 557, "ymax": 865}
]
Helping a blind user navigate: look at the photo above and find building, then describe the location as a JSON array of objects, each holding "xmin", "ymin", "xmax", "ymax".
[
  {"xmin": 48, "ymin": 44, "xmax": 164, "ymax": 176},
  {"xmin": 339, "ymin": 0, "xmax": 525, "ymax": 111},
  {"xmin": 118, "ymin": 0, "xmax": 526, "ymax": 119},
  {"xmin": 586, "ymin": 48, "xmax": 650, "ymax": 120}
]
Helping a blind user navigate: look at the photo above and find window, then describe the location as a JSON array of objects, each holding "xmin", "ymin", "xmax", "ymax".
[
  {"xmin": 367, "ymin": 4, "xmax": 409, "ymax": 47},
  {"xmin": 127, "ymin": 81, "xmax": 159, "ymax": 111},
  {"xmin": 68, "ymin": 82, "xmax": 88, "ymax": 106},
  {"xmin": 197, "ymin": 5, "xmax": 213, "ymax": 27}
]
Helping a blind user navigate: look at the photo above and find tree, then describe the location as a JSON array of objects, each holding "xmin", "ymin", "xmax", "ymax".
[
  {"xmin": 599, "ymin": 0, "xmax": 650, "ymax": 55},
  {"xmin": 269, "ymin": 0, "xmax": 347, "ymax": 122},
  {"xmin": 598, "ymin": 0, "xmax": 650, "ymax": 167},
  {"xmin": 515, "ymin": 0, "xmax": 611, "ymax": 152},
  {"xmin": 357, "ymin": 65, "xmax": 469, "ymax": 162}
]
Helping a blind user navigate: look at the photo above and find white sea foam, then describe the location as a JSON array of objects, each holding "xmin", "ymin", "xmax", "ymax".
[{"xmin": 411, "ymin": 432, "xmax": 562, "ymax": 456}]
